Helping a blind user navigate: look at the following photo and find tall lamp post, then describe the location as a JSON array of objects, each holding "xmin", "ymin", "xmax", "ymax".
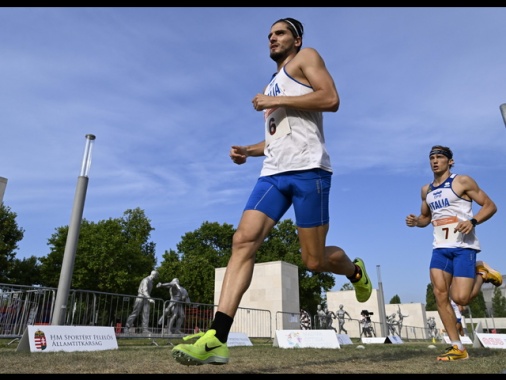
[
  {"xmin": 0, "ymin": 177, "xmax": 7, "ymax": 204},
  {"xmin": 376, "ymin": 265, "xmax": 388, "ymax": 337},
  {"xmin": 51, "ymin": 134, "xmax": 96, "ymax": 325}
]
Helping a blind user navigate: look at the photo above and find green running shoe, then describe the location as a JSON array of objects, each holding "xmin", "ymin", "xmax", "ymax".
[
  {"xmin": 352, "ymin": 258, "xmax": 372, "ymax": 303},
  {"xmin": 172, "ymin": 329, "xmax": 229, "ymax": 365}
]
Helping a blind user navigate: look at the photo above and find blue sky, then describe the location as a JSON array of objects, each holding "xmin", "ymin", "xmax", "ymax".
[{"xmin": 1, "ymin": 7, "xmax": 505, "ymax": 305}]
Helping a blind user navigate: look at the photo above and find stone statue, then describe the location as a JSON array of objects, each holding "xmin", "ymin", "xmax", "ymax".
[
  {"xmin": 157, "ymin": 278, "xmax": 190, "ymax": 334},
  {"xmin": 396, "ymin": 306, "xmax": 408, "ymax": 335},
  {"xmin": 386, "ymin": 313, "xmax": 398, "ymax": 336},
  {"xmin": 325, "ymin": 307, "xmax": 337, "ymax": 332},
  {"xmin": 335, "ymin": 304, "xmax": 351, "ymax": 334},
  {"xmin": 317, "ymin": 304, "xmax": 327, "ymax": 329},
  {"xmin": 125, "ymin": 270, "xmax": 159, "ymax": 333},
  {"xmin": 427, "ymin": 316, "xmax": 437, "ymax": 338}
]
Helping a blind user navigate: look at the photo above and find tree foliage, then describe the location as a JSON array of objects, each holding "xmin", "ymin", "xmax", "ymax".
[
  {"xmin": 389, "ymin": 294, "xmax": 401, "ymax": 304},
  {"xmin": 256, "ymin": 219, "xmax": 334, "ymax": 314},
  {"xmin": 155, "ymin": 221, "xmax": 234, "ymax": 303},
  {"xmin": 463, "ymin": 291, "xmax": 487, "ymax": 318},
  {"xmin": 0, "ymin": 203, "xmax": 25, "ymax": 283},
  {"xmin": 492, "ymin": 287, "xmax": 506, "ymax": 317},
  {"xmin": 156, "ymin": 219, "xmax": 335, "ymax": 314},
  {"xmin": 426, "ymin": 281, "xmax": 488, "ymax": 318},
  {"xmin": 425, "ymin": 283, "xmax": 437, "ymax": 311},
  {"xmin": 6, "ymin": 256, "xmax": 41, "ymax": 286},
  {"xmin": 39, "ymin": 208, "xmax": 157, "ymax": 294}
]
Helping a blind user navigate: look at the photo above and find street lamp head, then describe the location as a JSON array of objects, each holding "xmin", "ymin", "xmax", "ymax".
[{"xmin": 500, "ymin": 104, "xmax": 506, "ymax": 128}]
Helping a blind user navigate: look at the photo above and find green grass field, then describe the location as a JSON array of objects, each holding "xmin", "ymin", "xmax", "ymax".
[{"xmin": 1, "ymin": 338, "xmax": 506, "ymax": 374}]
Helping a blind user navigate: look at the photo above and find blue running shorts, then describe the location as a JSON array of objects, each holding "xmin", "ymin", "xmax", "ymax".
[
  {"xmin": 244, "ymin": 168, "xmax": 331, "ymax": 228},
  {"xmin": 429, "ymin": 247, "xmax": 477, "ymax": 278}
]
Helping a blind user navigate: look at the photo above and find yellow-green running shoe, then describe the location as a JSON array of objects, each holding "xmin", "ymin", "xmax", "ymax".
[
  {"xmin": 436, "ymin": 345, "xmax": 469, "ymax": 361},
  {"xmin": 352, "ymin": 258, "xmax": 372, "ymax": 303},
  {"xmin": 172, "ymin": 329, "xmax": 229, "ymax": 365}
]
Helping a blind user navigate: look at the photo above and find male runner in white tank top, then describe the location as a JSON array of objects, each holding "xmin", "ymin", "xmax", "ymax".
[
  {"xmin": 172, "ymin": 17, "xmax": 372, "ymax": 366},
  {"xmin": 450, "ymin": 299, "xmax": 465, "ymax": 336},
  {"xmin": 406, "ymin": 145, "xmax": 502, "ymax": 361}
]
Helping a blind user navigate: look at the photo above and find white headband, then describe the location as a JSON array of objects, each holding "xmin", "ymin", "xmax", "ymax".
[{"xmin": 284, "ymin": 19, "xmax": 300, "ymax": 38}]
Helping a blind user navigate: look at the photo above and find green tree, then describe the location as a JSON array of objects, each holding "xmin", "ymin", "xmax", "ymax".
[
  {"xmin": 426, "ymin": 281, "xmax": 488, "ymax": 317},
  {"xmin": 39, "ymin": 208, "xmax": 157, "ymax": 294},
  {"xmin": 256, "ymin": 219, "xmax": 334, "ymax": 314},
  {"xmin": 7, "ymin": 256, "xmax": 41, "ymax": 286},
  {"xmin": 157, "ymin": 219, "xmax": 334, "ymax": 314},
  {"xmin": 0, "ymin": 203, "xmax": 25, "ymax": 283},
  {"xmin": 468, "ymin": 291, "xmax": 487, "ymax": 318},
  {"xmin": 340, "ymin": 283, "xmax": 353, "ymax": 291},
  {"xmin": 156, "ymin": 250, "xmax": 219, "ymax": 304},
  {"xmin": 156, "ymin": 221, "xmax": 234, "ymax": 303},
  {"xmin": 425, "ymin": 283, "xmax": 437, "ymax": 311},
  {"xmin": 492, "ymin": 287, "xmax": 506, "ymax": 317},
  {"xmin": 389, "ymin": 294, "xmax": 401, "ymax": 304}
]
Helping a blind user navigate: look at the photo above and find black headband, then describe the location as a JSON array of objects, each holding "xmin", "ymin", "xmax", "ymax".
[{"xmin": 429, "ymin": 149, "xmax": 452, "ymax": 159}]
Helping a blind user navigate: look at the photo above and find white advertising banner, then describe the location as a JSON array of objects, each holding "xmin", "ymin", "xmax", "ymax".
[
  {"xmin": 361, "ymin": 336, "xmax": 387, "ymax": 344},
  {"xmin": 273, "ymin": 330, "xmax": 340, "ymax": 349},
  {"xmin": 385, "ymin": 335, "xmax": 403, "ymax": 344},
  {"xmin": 16, "ymin": 325, "xmax": 118, "ymax": 353},
  {"xmin": 227, "ymin": 332, "xmax": 253, "ymax": 347},
  {"xmin": 475, "ymin": 333, "xmax": 506, "ymax": 349},
  {"xmin": 443, "ymin": 334, "xmax": 473, "ymax": 345},
  {"xmin": 336, "ymin": 334, "xmax": 353, "ymax": 345}
]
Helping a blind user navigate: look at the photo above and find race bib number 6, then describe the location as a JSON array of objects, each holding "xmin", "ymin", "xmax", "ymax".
[
  {"xmin": 432, "ymin": 216, "xmax": 461, "ymax": 244},
  {"xmin": 264, "ymin": 107, "xmax": 291, "ymax": 147}
]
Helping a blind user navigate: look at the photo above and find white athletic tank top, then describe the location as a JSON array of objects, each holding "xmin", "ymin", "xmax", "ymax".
[
  {"xmin": 450, "ymin": 299, "xmax": 462, "ymax": 320},
  {"xmin": 260, "ymin": 66, "xmax": 332, "ymax": 177},
  {"xmin": 426, "ymin": 173, "xmax": 480, "ymax": 251}
]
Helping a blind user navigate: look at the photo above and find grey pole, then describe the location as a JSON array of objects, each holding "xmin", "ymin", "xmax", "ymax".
[
  {"xmin": 0, "ymin": 177, "xmax": 7, "ymax": 204},
  {"xmin": 467, "ymin": 305, "xmax": 475, "ymax": 342},
  {"xmin": 51, "ymin": 134, "xmax": 96, "ymax": 325},
  {"xmin": 500, "ymin": 104, "xmax": 506, "ymax": 128},
  {"xmin": 376, "ymin": 265, "xmax": 388, "ymax": 337}
]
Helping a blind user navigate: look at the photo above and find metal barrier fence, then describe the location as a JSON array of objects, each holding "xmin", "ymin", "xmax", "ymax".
[
  {"xmin": 279, "ymin": 310, "xmax": 432, "ymax": 341},
  {"xmin": 1, "ymin": 283, "xmax": 437, "ymax": 342},
  {"xmin": 0, "ymin": 284, "xmax": 56, "ymax": 339},
  {"xmin": 275, "ymin": 311, "xmax": 302, "ymax": 331},
  {"xmin": 310, "ymin": 312, "xmax": 432, "ymax": 341},
  {"xmin": 0, "ymin": 283, "xmax": 271, "ymax": 341}
]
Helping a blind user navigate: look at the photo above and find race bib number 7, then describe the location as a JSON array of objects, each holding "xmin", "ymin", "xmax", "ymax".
[
  {"xmin": 264, "ymin": 107, "xmax": 291, "ymax": 147},
  {"xmin": 432, "ymin": 216, "xmax": 461, "ymax": 244}
]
